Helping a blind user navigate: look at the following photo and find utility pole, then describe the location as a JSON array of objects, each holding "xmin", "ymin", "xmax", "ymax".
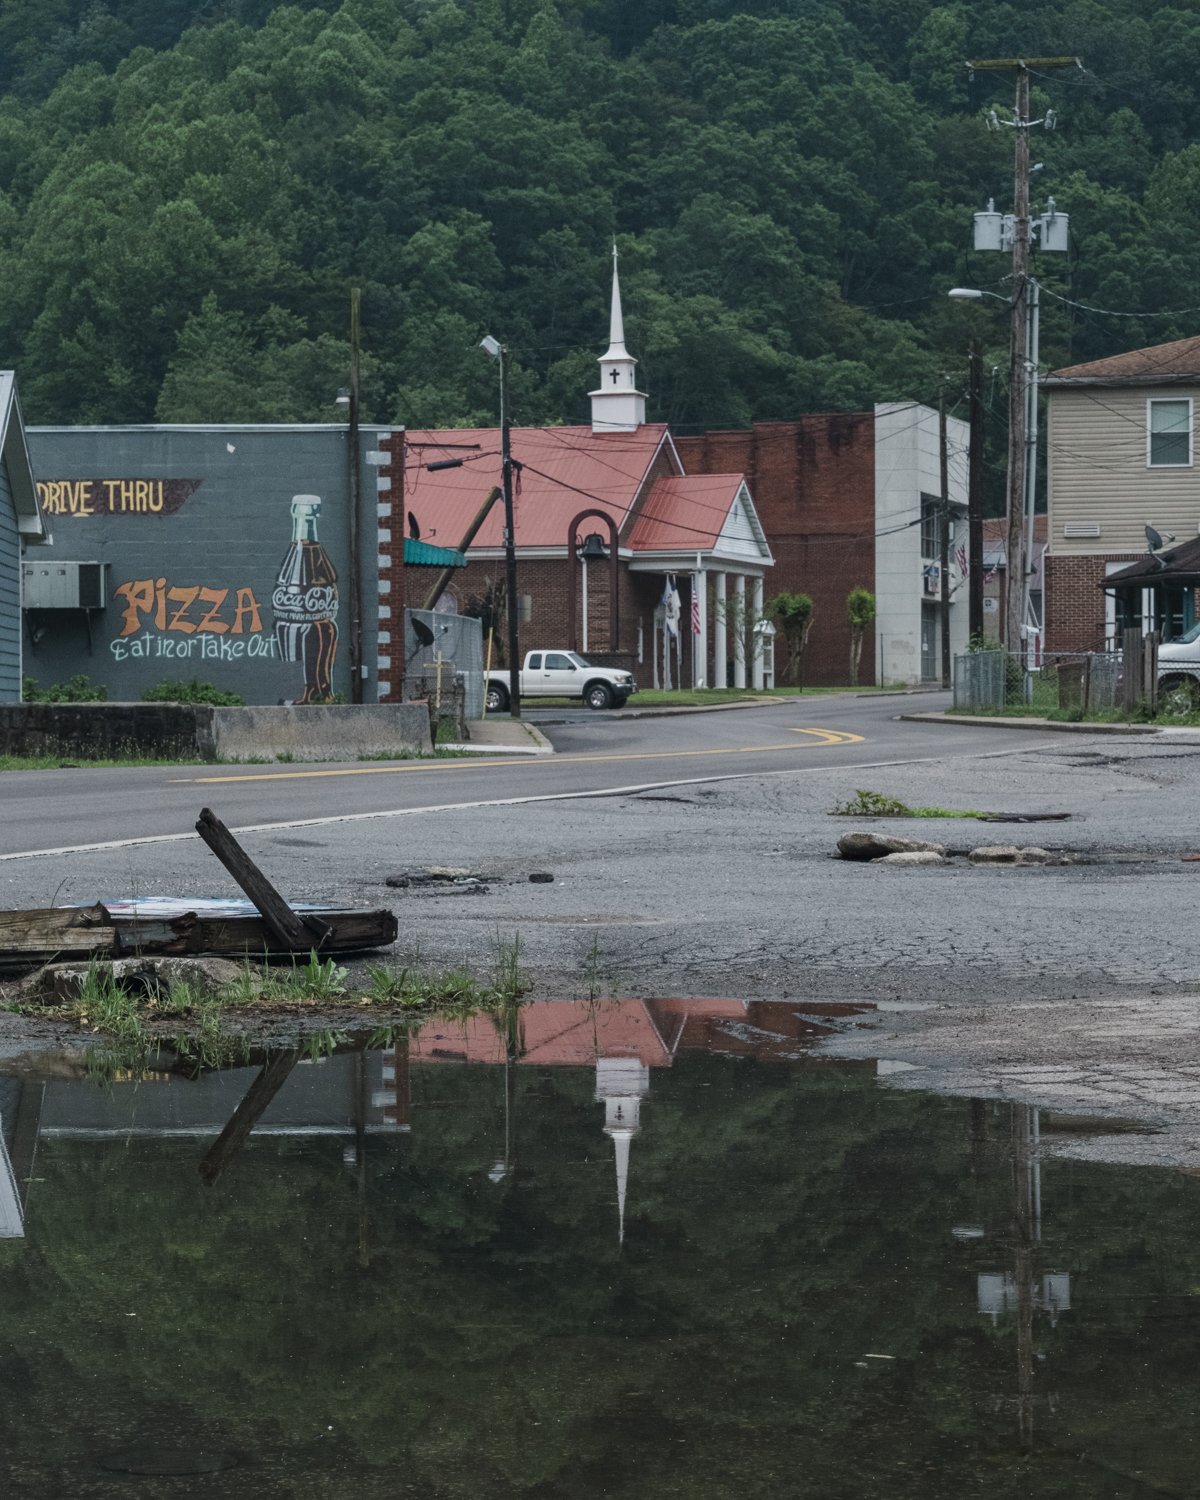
[
  {"xmin": 967, "ymin": 56, "xmax": 1078, "ymax": 657},
  {"xmin": 1024, "ymin": 276, "xmax": 1041, "ymax": 657},
  {"xmin": 939, "ymin": 390, "xmax": 952, "ymax": 689},
  {"xmin": 347, "ymin": 285, "xmax": 364, "ymax": 703},
  {"xmin": 968, "ymin": 340, "xmax": 985, "ymax": 642},
  {"xmin": 1006, "ymin": 63, "xmax": 1031, "ymax": 660},
  {"xmin": 498, "ymin": 345, "xmax": 521, "ymax": 718}
]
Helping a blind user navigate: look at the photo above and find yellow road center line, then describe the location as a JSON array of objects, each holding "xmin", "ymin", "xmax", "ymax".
[{"xmin": 173, "ymin": 728, "xmax": 866, "ymax": 784}]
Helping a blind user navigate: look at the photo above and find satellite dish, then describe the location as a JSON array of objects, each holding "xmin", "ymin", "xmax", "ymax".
[
  {"xmin": 408, "ymin": 511, "xmax": 421, "ymax": 541},
  {"xmin": 1146, "ymin": 525, "xmax": 1176, "ymax": 552},
  {"xmin": 411, "ymin": 617, "xmax": 435, "ymax": 647}
]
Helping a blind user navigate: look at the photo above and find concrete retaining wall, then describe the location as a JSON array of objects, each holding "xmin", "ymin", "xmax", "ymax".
[
  {"xmin": 210, "ymin": 704, "xmax": 431, "ymax": 761},
  {"xmin": 0, "ymin": 703, "xmax": 431, "ymax": 762}
]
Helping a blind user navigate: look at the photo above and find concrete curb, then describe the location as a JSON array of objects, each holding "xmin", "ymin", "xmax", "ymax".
[
  {"xmin": 532, "ymin": 689, "xmax": 944, "ymax": 725},
  {"xmin": 900, "ymin": 711, "xmax": 1161, "ymax": 736}
]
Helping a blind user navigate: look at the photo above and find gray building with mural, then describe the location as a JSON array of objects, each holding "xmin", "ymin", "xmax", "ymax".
[
  {"xmin": 22, "ymin": 424, "xmax": 390, "ymax": 705},
  {"xmin": 1, "ymin": 372, "xmax": 50, "ymax": 702}
]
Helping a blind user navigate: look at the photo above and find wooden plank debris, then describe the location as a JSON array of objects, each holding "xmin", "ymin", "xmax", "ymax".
[
  {"xmin": 0, "ymin": 806, "xmax": 398, "ymax": 971},
  {"xmin": 0, "ymin": 904, "xmax": 116, "ymax": 957},
  {"xmin": 195, "ymin": 807, "xmax": 332, "ymax": 949},
  {"xmin": 199, "ymin": 1048, "xmax": 301, "ymax": 1187}
]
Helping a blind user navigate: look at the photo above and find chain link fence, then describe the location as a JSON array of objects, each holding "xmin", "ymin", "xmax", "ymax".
[
  {"xmin": 953, "ymin": 650, "xmax": 1122, "ymax": 713},
  {"xmin": 402, "ymin": 610, "xmax": 485, "ymax": 736}
]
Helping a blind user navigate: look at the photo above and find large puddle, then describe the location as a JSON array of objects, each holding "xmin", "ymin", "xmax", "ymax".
[{"xmin": 0, "ymin": 1000, "xmax": 1195, "ymax": 1497}]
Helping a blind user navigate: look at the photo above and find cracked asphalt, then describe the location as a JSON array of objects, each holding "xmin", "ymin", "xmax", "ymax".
[{"xmin": 7, "ymin": 705, "xmax": 1200, "ymax": 1163}]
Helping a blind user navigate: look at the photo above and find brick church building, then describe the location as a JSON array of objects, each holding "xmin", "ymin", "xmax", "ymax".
[{"xmin": 377, "ymin": 251, "xmax": 967, "ymax": 697}]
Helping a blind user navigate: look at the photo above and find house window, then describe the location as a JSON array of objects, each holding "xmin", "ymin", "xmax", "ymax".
[
  {"xmin": 920, "ymin": 496, "xmax": 941, "ymax": 559},
  {"xmin": 1148, "ymin": 398, "xmax": 1192, "ymax": 467}
]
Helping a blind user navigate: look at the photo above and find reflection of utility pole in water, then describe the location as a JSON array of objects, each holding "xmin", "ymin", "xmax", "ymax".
[
  {"xmin": 274, "ymin": 495, "xmax": 339, "ymax": 704},
  {"xmin": 354, "ymin": 1043, "xmax": 369, "ymax": 1268},
  {"xmin": 1011, "ymin": 1103, "xmax": 1036, "ymax": 1452},
  {"xmin": 975, "ymin": 1104, "xmax": 1068, "ymax": 1453}
]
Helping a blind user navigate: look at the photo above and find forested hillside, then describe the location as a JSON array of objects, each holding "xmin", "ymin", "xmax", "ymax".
[{"xmin": 1, "ymin": 0, "xmax": 1198, "ymax": 431}]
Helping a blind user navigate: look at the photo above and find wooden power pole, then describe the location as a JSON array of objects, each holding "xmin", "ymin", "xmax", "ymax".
[
  {"xmin": 967, "ymin": 56, "xmax": 1079, "ymax": 655},
  {"xmin": 968, "ymin": 340, "xmax": 985, "ymax": 641}
]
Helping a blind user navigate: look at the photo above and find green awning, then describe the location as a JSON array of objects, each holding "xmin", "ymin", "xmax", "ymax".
[{"xmin": 404, "ymin": 538, "xmax": 467, "ymax": 568}]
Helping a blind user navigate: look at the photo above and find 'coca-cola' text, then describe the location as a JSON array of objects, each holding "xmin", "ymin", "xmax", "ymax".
[{"xmin": 272, "ymin": 584, "xmax": 337, "ymax": 621}]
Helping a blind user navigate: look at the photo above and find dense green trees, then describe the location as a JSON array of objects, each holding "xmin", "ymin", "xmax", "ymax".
[{"xmin": 0, "ymin": 0, "xmax": 1195, "ymax": 430}]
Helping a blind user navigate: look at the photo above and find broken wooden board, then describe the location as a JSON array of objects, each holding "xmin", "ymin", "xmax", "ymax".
[
  {"xmin": 0, "ymin": 898, "xmax": 398, "ymax": 970},
  {"xmin": 0, "ymin": 904, "xmax": 116, "ymax": 963}
]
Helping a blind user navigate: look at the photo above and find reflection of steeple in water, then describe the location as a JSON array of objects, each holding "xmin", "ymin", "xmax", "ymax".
[{"xmin": 595, "ymin": 1058, "xmax": 649, "ymax": 1245}]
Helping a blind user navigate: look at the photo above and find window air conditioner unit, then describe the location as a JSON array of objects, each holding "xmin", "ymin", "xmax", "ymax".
[{"xmin": 22, "ymin": 561, "xmax": 109, "ymax": 610}]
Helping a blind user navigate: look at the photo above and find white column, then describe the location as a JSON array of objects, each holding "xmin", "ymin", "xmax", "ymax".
[
  {"xmin": 712, "ymin": 572, "xmax": 727, "ymax": 688},
  {"xmin": 751, "ymin": 575, "xmax": 765, "ymax": 690},
  {"xmin": 733, "ymin": 574, "xmax": 747, "ymax": 689},
  {"xmin": 581, "ymin": 558, "xmax": 589, "ymax": 652},
  {"xmin": 693, "ymin": 571, "xmax": 707, "ymax": 688}
]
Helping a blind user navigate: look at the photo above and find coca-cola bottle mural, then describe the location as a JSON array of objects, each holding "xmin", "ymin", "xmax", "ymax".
[{"xmin": 273, "ymin": 495, "xmax": 339, "ymax": 703}]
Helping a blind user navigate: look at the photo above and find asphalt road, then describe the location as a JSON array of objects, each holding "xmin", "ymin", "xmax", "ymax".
[
  {"xmin": 9, "ymin": 700, "xmax": 1200, "ymax": 1162},
  {"xmin": 0, "ymin": 692, "xmax": 1035, "ymax": 858}
]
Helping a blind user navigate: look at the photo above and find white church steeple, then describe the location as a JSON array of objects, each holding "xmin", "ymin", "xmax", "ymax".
[{"xmin": 590, "ymin": 242, "xmax": 647, "ymax": 433}]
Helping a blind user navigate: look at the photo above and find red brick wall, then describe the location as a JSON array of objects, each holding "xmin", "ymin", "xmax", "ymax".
[
  {"xmin": 1044, "ymin": 553, "xmax": 1140, "ymax": 653},
  {"xmin": 376, "ymin": 434, "xmax": 406, "ymax": 698},
  {"xmin": 676, "ymin": 415, "xmax": 876, "ymax": 686}
]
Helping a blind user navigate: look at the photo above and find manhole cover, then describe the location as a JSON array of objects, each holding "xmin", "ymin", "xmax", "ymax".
[{"xmin": 98, "ymin": 1447, "xmax": 236, "ymax": 1476}]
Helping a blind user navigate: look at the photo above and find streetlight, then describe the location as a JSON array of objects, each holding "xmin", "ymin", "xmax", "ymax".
[
  {"xmin": 480, "ymin": 334, "xmax": 521, "ymax": 718},
  {"xmin": 948, "ymin": 281, "xmax": 1041, "ymax": 665}
]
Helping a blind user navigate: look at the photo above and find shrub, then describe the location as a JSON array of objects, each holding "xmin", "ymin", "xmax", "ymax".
[
  {"xmin": 23, "ymin": 673, "xmax": 107, "ymax": 702},
  {"xmin": 141, "ymin": 679, "xmax": 245, "ymax": 706}
]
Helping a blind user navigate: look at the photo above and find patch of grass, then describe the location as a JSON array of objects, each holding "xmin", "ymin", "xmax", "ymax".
[
  {"xmin": 949, "ymin": 704, "xmax": 1176, "ymax": 725},
  {"xmin": 355, "ymin": 747, "xmax": 474, "ymax": 761},
  {"xmin": 0, "ymin": 753, "xmax": 201, "ymax": 771},
  {"xmin": 23, "ymin": 939, "xmax": 530, "ymax": 1073},
  {"xmin": 831, "ymin": 788, "xmax": 983, "ymax": 819},
  {"xmin": 261, "ymin": 952, "xmax": 349, "ymax": 1003}
]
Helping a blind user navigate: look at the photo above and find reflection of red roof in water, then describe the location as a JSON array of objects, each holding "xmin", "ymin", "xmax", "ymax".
[{"xmin": 411, "ymin": 999, "xmax": 875, "ymax": 1068}]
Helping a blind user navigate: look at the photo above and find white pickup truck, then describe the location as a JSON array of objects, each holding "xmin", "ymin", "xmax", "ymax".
[
  {"xmin": 485, "ymin": 651, "xmax": 637, "ymax": 712},
  {"xmin": 1157, "ymin": 624, "xmax": 1200, "ymax": 703}
]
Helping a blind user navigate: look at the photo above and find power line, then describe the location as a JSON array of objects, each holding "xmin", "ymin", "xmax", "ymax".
[{"xmin": 1040, "ymin": 285, "xmax": 1200, "ymax": 321}]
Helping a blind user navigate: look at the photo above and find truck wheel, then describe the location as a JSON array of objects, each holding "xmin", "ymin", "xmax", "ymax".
[
  {"xmin": 585, "ymin": 681, "xmax": 614, "ymax": 710},
  {"xmin": 486, "ymin": 682, "xmax": 509, "ymax": 714}
]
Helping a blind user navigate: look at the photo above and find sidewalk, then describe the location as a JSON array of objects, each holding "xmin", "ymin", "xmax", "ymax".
[
  {"xmin": 447, "ymin": 717, "xmax": 554, "ymax": 755},
  {"xmin": 900, "ymin": 711, "xmax": 1159, "ymax": 736}
]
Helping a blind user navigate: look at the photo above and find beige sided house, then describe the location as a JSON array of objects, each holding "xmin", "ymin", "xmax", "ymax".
[{"xmin": 1044, "ymin": 336, "xmax": 1200, "ymax": 652}]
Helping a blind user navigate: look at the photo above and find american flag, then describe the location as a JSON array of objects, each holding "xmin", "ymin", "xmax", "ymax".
[
  {"xmin": 955, "ymin": 544, "xmax": 969, "ymax": 577},
  {"xmin": 691, "ymin": 584, "xmax": 701, "ymax": 634}
]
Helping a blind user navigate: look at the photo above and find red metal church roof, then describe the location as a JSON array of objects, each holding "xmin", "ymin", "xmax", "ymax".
[
  {"xmin": 627, "ymin": 473, "xmax": 745, "ymax": 551},
  {"xmin": 402, "ymin": 423, "xmax": 747, "ymax": 555},
  {"xmin": 403, "ymin": 423, "xmax": 671, "ymax": 550}
]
